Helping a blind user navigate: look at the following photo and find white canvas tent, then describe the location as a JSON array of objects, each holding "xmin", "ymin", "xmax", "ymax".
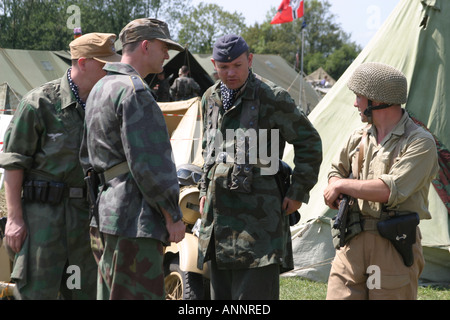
[
  {"xmin": 283, "ymin": 0, "xmax": 450, "ymax": 285},
  {"xmin": 159, "ymin": 97, "xmax": 203, "ymax": 168}
]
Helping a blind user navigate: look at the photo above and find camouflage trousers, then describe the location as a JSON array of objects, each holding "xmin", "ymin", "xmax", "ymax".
[
  {"xmin": 90, "ymin": 228, "xmax": 165, "ymax": 300},
  {"xmin": 11, "ymin": 199, "xmax": 97, "ymax": 300}
]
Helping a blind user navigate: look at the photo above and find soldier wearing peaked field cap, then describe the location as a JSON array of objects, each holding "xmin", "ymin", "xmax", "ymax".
[
  {"xmin": 80, "ymin": 18, "xmax": 185, "ymax": 299},
  {"xmin": 119, "ymin": 18, "xmax": 184, "ymax": 51},
  {"xmin": 197, "ymin": 34, "xmax": 322, "ymax": 300},
  {"xmin": 70, "ymin": 32, "xmax": 121, "ymax": 63},
  {"xmin": 324, "ymin": 62, "xmax": 439, "ymax": 300},
  {"xmin": 0, "ymin": 32, "xmax": 121, "ymax": 300}
]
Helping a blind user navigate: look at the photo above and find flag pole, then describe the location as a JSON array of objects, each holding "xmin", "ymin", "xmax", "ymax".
[{"xmin": 299, "ymin": 22, "xmax": 305, "ymax": 112}]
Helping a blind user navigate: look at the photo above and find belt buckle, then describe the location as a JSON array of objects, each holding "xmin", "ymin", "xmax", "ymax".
[{"xmin": 69, "ymin": 187, "xmax": 84, "ymax": 198}]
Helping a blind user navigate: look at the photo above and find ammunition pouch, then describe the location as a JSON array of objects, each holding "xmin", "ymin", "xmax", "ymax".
[
  {"xmin": 22, "ymin": 180, "xmax": 85, "ymax": 205},
  {"xmin": 377, "ymin": 212, "xmax": 419, "ymax": 267},
  {"xmin": 331, "ymin": 209, "xmax": 362, "ymax": 249},
  {"xmin": 229, "ymin": 163, "xmax": 253, "ymax": 193}
]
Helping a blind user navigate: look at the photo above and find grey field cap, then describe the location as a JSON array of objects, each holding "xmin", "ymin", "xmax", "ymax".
[
  {"xmin": 347, "ymin": 62, "xmax": 407, "ymax": 104},
  {"xmin": 119, "ymin": 18, "xmax": 184, "ymax": 51}
]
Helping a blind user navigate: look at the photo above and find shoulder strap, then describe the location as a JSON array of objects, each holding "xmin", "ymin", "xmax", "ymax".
[{"xmin": 129, "ymin": 75, "xmax": 146, "ymax": 92}]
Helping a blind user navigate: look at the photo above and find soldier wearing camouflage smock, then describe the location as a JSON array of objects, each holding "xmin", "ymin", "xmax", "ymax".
[
  {"xmin": 0, "ymin": 33, "xmax": 121, "ymax": 299},
  {"xmin": 80, "ymin": 18, "xmax": 185, "ymax": 300},
  {"xmin": 170, "ymin": 65, "xmax": 201, "ymax": 101},
  {"xmin": 197, "ymin": 35, "xmax": 322, "ymax": 300}
]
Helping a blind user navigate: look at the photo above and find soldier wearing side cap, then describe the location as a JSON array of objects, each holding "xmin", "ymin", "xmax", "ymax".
[
  {"xmin": 323, "ymin": 62, "xmax": 438, "ymax": 300},
  {"xmin": 80, "ymin": 18, "xmax": 185, "ymax": 300},
  {"xmin": 0, "ymin": 33, "xmax": 121, "ymax": 299},
  {"xmin": 197, "ymin": 34, "xmax": 322, "ymax": 300}
]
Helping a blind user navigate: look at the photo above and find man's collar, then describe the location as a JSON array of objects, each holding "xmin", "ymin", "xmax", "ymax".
[
  {"xmin": 66, "ymin": 67, "xmax": 86, "ymax": 109},
  {"xmin": 61, "ymin": 68, "xmax": 77, "ymax": 109}
]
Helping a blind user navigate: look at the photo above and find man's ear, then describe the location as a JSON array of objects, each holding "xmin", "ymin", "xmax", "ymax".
[
  {"xmin": 141, "ymin": 40, "xmax": 149, "ymax": 53},
  {"xmin": 77, "ymin": 57, "xmax": 88, "ymax": 71}
]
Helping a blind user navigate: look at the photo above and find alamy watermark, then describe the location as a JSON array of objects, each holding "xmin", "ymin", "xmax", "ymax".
[
  {"xmin": 66, "ymin": 5, "xmax": 81, "ymax": 30},
  {"xmin": 66, "ymin": 265, "xmax": 81, "ymax": 290},
  {"xmin": 366, "ymin": 5, "xmax": 381, "ymax": 31},
  {"xmin": 367, "ymin": 265, "xmax": 381, "ymax": 290}
]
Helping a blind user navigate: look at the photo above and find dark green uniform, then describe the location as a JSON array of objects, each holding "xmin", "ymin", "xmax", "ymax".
[
  {"xmin": 0, "ymin": 71, "xmax": 97, "ymax": 299},
  {"xmin": 198, "ymin": 73, "xmax": 322, "ymax": 296}
]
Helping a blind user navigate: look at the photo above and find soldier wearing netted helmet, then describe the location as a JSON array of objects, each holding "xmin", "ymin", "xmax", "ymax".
[{"xmin": 324, "ymin": 62, "xmax": 438, "ymax": 300}]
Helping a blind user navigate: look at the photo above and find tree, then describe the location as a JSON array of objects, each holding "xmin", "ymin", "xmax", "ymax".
[
  {"xmin": 177, "ymin": 3, "xmax": 246, "ymax": 54},
  {"xmin": 0, "ymin": 0, "xmax": 71, "ymax": 50},
  {"xmin": 0, "ymin": 0, "xmax": 192, "ymax": 50}
]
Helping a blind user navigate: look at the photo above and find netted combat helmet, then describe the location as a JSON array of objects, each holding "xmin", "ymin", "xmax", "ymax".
[{"xmin": 347, "ymin": 62, "xmax": 407, "ymax": 121}]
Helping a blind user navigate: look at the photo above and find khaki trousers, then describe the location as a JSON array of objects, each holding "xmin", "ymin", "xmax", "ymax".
[{"xmin": 326, "ymin": 227, "xmax": 424, "ymax": 300}]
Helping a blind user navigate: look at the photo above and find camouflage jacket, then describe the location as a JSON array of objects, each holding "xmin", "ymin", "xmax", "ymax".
[
  {"xmin": 170, "ymin": 75, "xmax": 200, "ymax": 101},
  {"xmin": 81, "ymin": 63, "xmax": 182, "ymax": 243},
  {"xmin": 198, "ymin": 73, "xmax": 322, "ymax": 271},
  {"xmin": 0, "ymin": 70, "xmax": 85, "ymax": 187}
]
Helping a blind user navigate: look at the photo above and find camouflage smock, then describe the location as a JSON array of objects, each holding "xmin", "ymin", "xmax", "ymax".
[
  {"xmin": 170, "ymin": 75, "xmax": 200, "ymax": 101},
  {"xmin": 0, "ymin": 71, "xmax": 96, "ymax": 299},
  {"xmin": 0, "ymin": 72, "xmax": 87, "ymax": 185},
  {"xmin": 198, "ymin": 73, "xmax": 322, "ymax": 271},
  {"xmin": 81, "ymin": 63, "xmax": 182, "ymax": 243}
]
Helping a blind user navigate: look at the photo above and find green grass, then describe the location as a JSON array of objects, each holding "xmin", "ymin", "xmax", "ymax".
[
  {"xmin": 280, "ymin": 277, "xmax": 327, "ymax": 300},
  {"xmin": 279, "ymin": 277, "xmax": 450, "ymax": 300}
]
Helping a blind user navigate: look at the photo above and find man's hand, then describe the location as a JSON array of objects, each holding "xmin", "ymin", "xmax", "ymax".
[
  {"xmin": 282, "ymin": 197, "xmax": 302, "ymax": 215},
  {"xmin": 4, "ymin": 169, "xmax": 27, "ymax": 252},
  {"xmin": 199, "ymin": 196, "xmax": 206, "ymax": 215},
  {"xmin": 161, "ymin": 207, "xmax": 186, "ymax": 243},
  {"xmin": 5, "ymin": 213, "xmax": 27, "ymax": 253},
  {"xmin": 166, "ymin": 219, "xmax": 186, "ymax": 243},
  {"xmin": 323, "ymin": 178, "xmax": 342, "ymax": 210}
]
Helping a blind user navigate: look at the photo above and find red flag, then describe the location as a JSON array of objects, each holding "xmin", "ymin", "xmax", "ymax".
[{"xmin": 271, "ymin": 0, "xmax": 304, "ymax": 24}]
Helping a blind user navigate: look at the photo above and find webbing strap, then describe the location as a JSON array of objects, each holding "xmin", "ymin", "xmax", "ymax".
[
  {"xmin": 103, "ymin": 162, "xmax": 130, "ymax": 182},
  {"xmin": 352, "ymin": 124, "xmax": 370, "ymax": 179}
]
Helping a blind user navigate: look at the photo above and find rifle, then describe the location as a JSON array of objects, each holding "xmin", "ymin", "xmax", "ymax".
[
  {"xmin": 332, "ymin": 194, "xmax": 354, "ymax": 248},
  {"xmin": 332, "ymin": 173, "xmax": 354, "ymax": 248}
]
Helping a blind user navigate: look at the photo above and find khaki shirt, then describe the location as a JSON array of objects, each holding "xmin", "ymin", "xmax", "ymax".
[{"xmin": 328, "ymin": 111, "xmax": 438, "ymax": 219}]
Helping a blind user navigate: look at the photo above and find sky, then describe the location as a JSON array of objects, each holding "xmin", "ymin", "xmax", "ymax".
[{"xmin": 191, "ymin": 0, "xmax": 401, "ymax": 48}]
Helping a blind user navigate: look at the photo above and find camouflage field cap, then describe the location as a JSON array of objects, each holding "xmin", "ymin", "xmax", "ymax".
[
  {"xmin": 347, "ymin": 62, "xmax": 407, "ymax": 104},
  {"xmin": 119, "ymin": 18, "xmax": 184, "ymax": 52},
  {"xmin": 70, "ymin": 33, "xmax": 121, "ymax": 63}
]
